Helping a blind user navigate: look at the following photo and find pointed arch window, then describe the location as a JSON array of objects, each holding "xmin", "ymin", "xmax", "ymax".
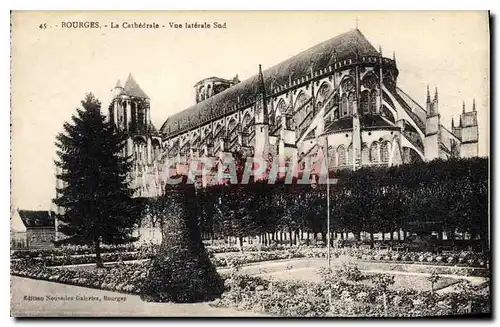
[
  {"xmin": 348, "ymin": 92, "xmax": 355, "ymax": 116},
  {"xmin": 337, "ymin": 145, "xmax": 346, "ymax": 166},
  {"xmin": 270, "ymin": 101, "xmax": 281, "ymax": 131},
  {"xmin": 381, "ymin": 141, "xmax": 391, "ymax": 163},
  {"xmin": 327, "ymin": 145, "xmax": 336, "ymax": 168},
  {"xmin": 360, "ymin": 90, "xmax": 370, "ymax": 114},
  {"xmin": 276, "ymin": 99, "xmax": 287, "ymax": 130},
  {"xmin": 295, "ymin": 92, "xmax": 307, "ymax": 111},
  {"xmin": 341, "ymin": 77, "xmax": 354, "ymax": 94},
  {"xmin": 341, "ymin": 94, "xmax": 348, "ymax": 117},
  {"xmin": 361, "ymin": 145, "xmax": 370, "ymax": 164},
  {"xmin": 370, "ymin": 142, "xmax": 380, "ymax": 163},
  {"xmin": 274, "ymin": 113, "xmax": 282, "ymax": 129},
  {"xmin": 317, "ymin": 82, "xmax": 332, "ymax": 104},
  {"xmin": 227, "ymin": 118, "xmax": 238, "ymax": 136},
  {"xmin": 347, "ymin": 144, "xmax": 353, "ymax": 166},
  {"xmin": 277, "ymin": 99, "xmax": 286, "ymax": 117},
  {"xmin": 369, "ymin": 90, "xmax": 378, "ymax": 113},
  {"xmin": 332, "ymin": 94, "xmax": 340, "ymax": 120}
]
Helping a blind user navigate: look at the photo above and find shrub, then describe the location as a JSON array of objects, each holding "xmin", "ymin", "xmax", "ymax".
[
  {"xmin": 335, "ymin": 262, "xmax": 363, "ymax": 282},
  {"xmin": 140, "ymin": 186, "xmax": 224, "ymax": 303},
  {"xmin": 427, "ymin": 270, "xmax": 440, "ymax": 294},
  {"xmin": 370, "ymin": 273, "xmax": 395, "ymax": 292}
]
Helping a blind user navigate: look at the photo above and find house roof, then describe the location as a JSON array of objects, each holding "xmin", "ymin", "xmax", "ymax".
[
  {"xmin": 17, "ymin": 210, "xmax": 55, "ymax": 228},
  {"xmin": 160, "ymin": 29, "xmax": 380, "ymax": 136},
  {"xmin": 123, "ymin": 73, "xmax": 149, "ymax": 99}
]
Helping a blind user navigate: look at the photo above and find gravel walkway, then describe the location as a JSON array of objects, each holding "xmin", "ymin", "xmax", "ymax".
[{"xmin": 10, "ymin": 276, "xmax": 267, "ymax": 317}]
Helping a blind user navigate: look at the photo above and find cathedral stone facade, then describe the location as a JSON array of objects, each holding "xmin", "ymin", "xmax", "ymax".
[{"xmin": 108, "ymin": 29, "xmax": 479, "ymax": 198}]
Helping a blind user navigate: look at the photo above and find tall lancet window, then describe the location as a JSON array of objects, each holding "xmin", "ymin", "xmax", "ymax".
[
  {"xmin": 369, "ymin": 90, "xmax": 378, "ymax": 113},
  {"xmin": 274, "ymin": 99, "xmax": 286, "ymax": 129},
  {"xmin": 341, "ymin": 94, "xmax": 348, "ymax": 117},
  {"xmin": 337, "ymin": 145, "xmax": 346, "ymax": 166},
  {"xmin": 295, "ymin": 92, "xmax": 307, "ymax": 111},
  {"xmin": 370, "ymin": 142, "xmax": 380, "ymax": 163},
  {"xmin": 361, "ymin": 145, "xmax": 370, "ymax": 164},
  {"xmin": 294, "ymin": 92, "xmax": 308, "ymax": 131},
  {"xmin": 333, "ymin": 94, "xmax": 340, "ymax": 120},
  {"xmin": 327, "ymin": 145, "xmax": 336, "ymax": 168},
  {"xmin": 137, "ymin": 104, "xmax": 145, "ymax": 133},
  {"xmin": 347, "ymin": 144, "xmax": 353, "ymax": 165},
  {"xmin": 381, "ymin": 141, "xmax": 391, "ymax": 163},
  {"xmin": 348, "ymin": 92, "xmax": 354, "ymax": 116},
  {"xmin": 360, "ymin": 90, "xmax": 370, "ymax": 114}
]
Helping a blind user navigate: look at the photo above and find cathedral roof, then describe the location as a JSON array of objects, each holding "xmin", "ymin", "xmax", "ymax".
[
  {"xmin": 123, "ymin": 73, "xmax": 149, "ymax": 99},
  {"xmin": 160, "ymin": 29, "xmax": 379, "ymax": 136}
]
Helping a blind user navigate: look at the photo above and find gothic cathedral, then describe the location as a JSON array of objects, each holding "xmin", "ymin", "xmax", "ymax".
[{"xmin": 107, "ymin": 29, "xmax": 479, "ymax": 197}]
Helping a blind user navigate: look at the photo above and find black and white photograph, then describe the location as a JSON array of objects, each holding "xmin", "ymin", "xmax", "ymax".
[{"xmin": 9, "ymin": 10, "xmax": 490, "ymax": 317}]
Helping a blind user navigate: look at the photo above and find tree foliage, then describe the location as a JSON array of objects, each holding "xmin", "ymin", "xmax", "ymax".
[
  {"xmin": 189, "ymin": 157, "xmax": 488, "ymax": 248},
  {"xmin": 53, "ymin": 93, "xmax": 142, "ymax": 266}
]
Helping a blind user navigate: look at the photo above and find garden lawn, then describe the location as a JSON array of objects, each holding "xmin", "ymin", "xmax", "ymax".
[
  {"xmin": 54, "ymin": 257, "xmax": 485, "ymax": 292},
  {"xmin": 239, "ymin": 258, "xmax": 479, "ymax": 292},
  {"xmin": 258, "ymin": 266, "xmax": 460, "ymax": 292}
]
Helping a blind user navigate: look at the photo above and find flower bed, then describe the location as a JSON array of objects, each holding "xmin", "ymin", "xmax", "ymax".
[
  {"xmin": 346, "ymin": 248, "xmax": 489, "ymax": 268},
  {"xmin": 11, "ymin": 258, "xmax": 490, "ymax": 317},
  {"xmin": 298, "ymin": 247, "xmax": 489, "ymax": 268},
  {"xmin": 12, "ymin": 244, "xmax": 160, "ymax": 267},
  {"xmin": 10, "ymin": 244, "xmax": 139, "ymax": 259},
  {"xmin": 11, "ymin": 261, "xmax": 147, "ymax": 294},
  {"xmin": 208, "ymin": 245, "xmax": 489, "ymax": 269},
  {"xmin": 11, "ymin": 243, "xmax": 489, "ymax": 272},
  {"xmin": 213, "ymin": 250, "xmax": 305, "ymax": 267},
  {"xmin": 212, "ymin": 271, "xmax": 490, "ymax": 317},
  {"xmin": 14, "ymin": 249, "xmax": 304, "ymax": 268},
  {"xmin": 18, "ymin": 251, "xmax": 150, "ymax": 267}
]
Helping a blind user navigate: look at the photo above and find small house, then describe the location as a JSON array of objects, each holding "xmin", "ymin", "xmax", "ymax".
[{"xmin": 11, "ymin": 209, "xmax": 56, "ymax": 249}]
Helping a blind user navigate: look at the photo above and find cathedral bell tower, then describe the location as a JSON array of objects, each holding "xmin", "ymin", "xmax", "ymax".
[
  {"xmin": 110, "ymin": 73, "xmax": 151, "ymax": 135},
  {"xmin": 254, "ymin": 64, "xmax": 270, "ymax": 161},
  {"xmin": 109, "ymin": 73, "xmax": 153, "ymax": 167}
]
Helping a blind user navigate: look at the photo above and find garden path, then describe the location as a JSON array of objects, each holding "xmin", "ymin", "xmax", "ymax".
[{"xmin": 10, "ymin": 276, "xmax": 267, "ymax": 317}]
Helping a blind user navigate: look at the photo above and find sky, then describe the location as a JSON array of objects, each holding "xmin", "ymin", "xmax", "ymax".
[{"xmin": 11, "ymin": 11, "xmax": 490, "ymax": 210}]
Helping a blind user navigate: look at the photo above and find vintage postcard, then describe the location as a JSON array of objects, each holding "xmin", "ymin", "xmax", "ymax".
[{"xmin": 10, "ymin": 11, "xmax": 490, "ymax": 317}]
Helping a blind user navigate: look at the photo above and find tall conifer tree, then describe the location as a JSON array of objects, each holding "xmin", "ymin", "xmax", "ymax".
[{"xmin": 53, "ymin": 93, "xmax": 141, "ymax": 267}]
